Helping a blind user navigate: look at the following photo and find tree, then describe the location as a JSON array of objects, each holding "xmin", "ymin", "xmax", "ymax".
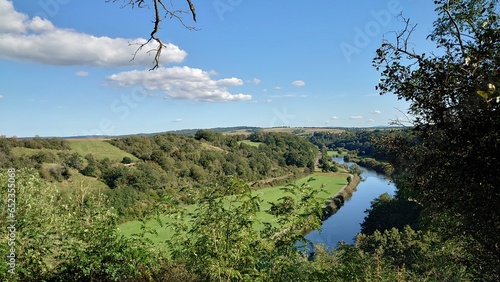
[
  {"xmin": 361, "ymin": 193, "xmax": 422, "ymax": 235},
  {"xmin": 373, "ymin": 0, "xmax": 500, "ymax": 279},
  {"xmin": 63, "ymin": 152, "xmax": 85, "ymax": 170},
  {"xmin": 121, "ymin": 156, "xmax": 133, "ymax": 164}
]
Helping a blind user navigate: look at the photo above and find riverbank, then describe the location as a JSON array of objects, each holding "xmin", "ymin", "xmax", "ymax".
[
  {"xmin": 119, "ymin": 172, "xmax": 349, "ymax": 247},
  {"xmin": 305, "ymin": 159, "xmax": 397, "ymax": 248},
  {"xmin": 320, "ymin": 174, "xmax": 361, "ymax": 220}
]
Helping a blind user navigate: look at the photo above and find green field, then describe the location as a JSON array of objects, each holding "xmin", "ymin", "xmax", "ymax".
[
  {"xmin": 10, "ymin": 147, "xmax": 62, "ymax": 158},
  {"xmin": 11, "ymin": 139, "xmax": 138, "ymax": 162},
  {"xmin": 238, "ymin": 140, "xmax": 262, "ymax": 147},
  {"xmin": 67, "ymin": 140, "xmax": 138, "ymax": 161},
  {"xmin": 118, "ymin": 172, "xmax": 347, "ymax": 247},
  {"xmin": 327, "ymin": 150, "xmax": 348, "ymax": 157}
]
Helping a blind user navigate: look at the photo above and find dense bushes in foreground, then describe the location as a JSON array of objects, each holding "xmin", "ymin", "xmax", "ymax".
[{"xmin": 0, "ymin": 169, "xmax": 474, "ymax": 281}]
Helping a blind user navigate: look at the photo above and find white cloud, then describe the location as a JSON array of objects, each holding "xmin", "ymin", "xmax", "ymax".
[
  {"xmin": 248, "ymin": 78, "xmax": 261, "ymax": 84},
  {"xmin": 292, "ymin": 80, "xmax": 305, "ymax": 87},
  {"xmin": 173, "ymin": 118, "xmax": 183, "ymax": 122},
  {"xmin": 0, "ymin": 0, "xmax": 26, "ymax": 33},
  {"xmin": 106, "ymin": 66, "xmax": 251, "ymax": 102},
  {"xmin": 275, "ymin": 86, "xmax": 282, "ymax": 90},
  {"xmin": 350, "ymin": 116, "xmax": 363, "ymax": 120},
  {"xmin": 0, "ymin": 0, "xmax": 186, "ymax": 67},
  {"xmin": 367, "ymin": 119, "xmax": 375, "ymax": 123},
  {"xmin": 372, "ymin": 110, "xmax": 381, "ymax": 114},
  {"xmin": 75, "ymin": 71, "xmax": 89, "ymax": 77},
  {"xmin": 331, "ymin": 116, "xmax": 339, "ymax": 120},
  {"xmin": 0, "ymin": 95, "xmax": 4, "ymax": 100}
]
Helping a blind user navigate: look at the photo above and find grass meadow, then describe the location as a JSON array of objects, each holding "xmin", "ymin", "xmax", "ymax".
[
  {"xmin": 118, "ymin": 172, "xmax": 348, "ymax": 248},
  {"xmin": 67, "ymin": 140, "xmax": 138, "ymax": 162}
]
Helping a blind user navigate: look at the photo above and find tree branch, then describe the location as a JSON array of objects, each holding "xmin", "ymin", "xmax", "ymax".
[
  {"xmin": 108, "ymin": 0, "xmax": 197, "ymax": 70},
  {"xmin": 186, "ymin": 0, "xmax": 196, "ymax": 22},
  {"xmin": 444, "ymin": 0, "xmax": 466, "ymax": 55}
]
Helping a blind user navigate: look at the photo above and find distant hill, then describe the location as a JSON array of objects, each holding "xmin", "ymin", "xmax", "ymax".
[{"xmin": 4, "ymin": 126, "xmax": 401, "ymax": 140}]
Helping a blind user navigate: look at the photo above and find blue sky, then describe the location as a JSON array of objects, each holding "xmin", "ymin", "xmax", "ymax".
[{"xmin": 0, "ymin": 0, "xmax": 438, "ymax": 137}]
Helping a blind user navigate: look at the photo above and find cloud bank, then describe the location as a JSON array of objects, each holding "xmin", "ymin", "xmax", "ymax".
[
  {"xmin": 106, "ymin": 66, "xmax": 252, "ymax": 102},
  {"xmin": 0, "ymin": 0, "xmax": 186, "ymax": 67}
]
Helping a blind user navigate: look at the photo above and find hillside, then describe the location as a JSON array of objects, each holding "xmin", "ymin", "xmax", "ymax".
[{"xmin": 0, "ymin": 131, "xmax": 320, "ymax": 221}]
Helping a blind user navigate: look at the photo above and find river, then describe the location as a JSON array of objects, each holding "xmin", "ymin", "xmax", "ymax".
[{"xmin": 304, "ymin": 158, "xmax": 396, "ymax": 249}]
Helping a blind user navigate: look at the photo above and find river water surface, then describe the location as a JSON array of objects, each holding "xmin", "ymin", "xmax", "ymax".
[{"xmin": 304, "ymin": 158, "xmax": 396, "ymax": 249}]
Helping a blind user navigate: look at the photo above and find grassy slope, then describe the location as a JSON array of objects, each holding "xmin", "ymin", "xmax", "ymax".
[
  {"xmin": 238, "ymin": 140, "xmax": 262, "ymax": 147},
  {"xmin": 11, "ymin": 139, "xmax": 138, "ymax": 162},
  {"xmin": 67, "ymin": 140, "xmax": 138, "ymax": 161},
  {"xmin": 118, "ymin": 172, "xmax": 347, "ymax": 247},
  {"xmin": 10, "ymin": 147, "xmax": 63, "ymax": 158},
  {"xmin": 11, "ymin": 139, "xmax": 138, "ymax": 196}
]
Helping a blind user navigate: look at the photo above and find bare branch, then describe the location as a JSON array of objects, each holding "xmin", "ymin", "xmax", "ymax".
[
  {"xmin": 444, "ymin": 0, "xmax": 466, "ymax": 55},
  {"xmin": 186, "ymin": 0, "xmax": 196, "ymax": 22},
  {"xmin": 389, "ymin": 108, "xmax": 413, "ymax": 127},
  {"xmin": 108, "ymin": 0, "xmax": 197, "ymax": 70}
]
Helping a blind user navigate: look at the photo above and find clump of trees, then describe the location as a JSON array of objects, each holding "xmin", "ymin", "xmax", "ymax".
[
  {"xmin": 248, "ymin": 131, "xmax": 317, "ymax": 170},
  {"xmin": 309, "ymin": 129, "xmax": 391, "ymax": 157},
  {"xmin": 372, "ymin": 0, "xmax": 500, "ymax": 279},
  {"xmin": 0, "ymin": 131, "xmax": 318, "ymax": 222}
]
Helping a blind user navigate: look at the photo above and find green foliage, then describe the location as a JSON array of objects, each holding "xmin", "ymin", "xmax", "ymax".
[
  {"xmin": 167, "ymin": 177, "xmax": 326, "ymax": 281},
  {"xmin": 20, "ymin": 137, "xmax": 71, "ymax": 150},
  {"xmin": 356, "ymin": 158, "xmax": 393, "ymax": 175},
  {"xmin": 348, "ymin": 163, "xmax": 364, "ymax": 175},
  {"xmin": 106, "ymin": 132, "xmax": 317, "ymax": 210},
  {"xmin": 248, "ymin": 131, "xmax": 318, "ymax": 169},
  {"xmin": 0, "ymin": 168, "xmax": 478, "ymax": 281},
  {"xmin": 80, "ymin": 154, "xmax": 101, "ymax": 177},
  {"xmin": 61, "ymin": 152, "xmax": 85, "ymax": 170},
  {"xmin": 121, "ymin": 156, "xmax": 133, "ymax": 164},
  {"xmin": 0, "ymin": 169, "xmax": 167, "ymax": 281},
  {"xmin": 68, "ymin": 140, "xmax": 137, "ymax": 162},
  {"xmin": 309, "ymin": 129, "xmax": 392, "ymax": 158},
  {"xmin": 373, "ymin": 0, "xmax": 500, "ymax": 279},
  {"xmin": 169, "ymin": 177, "xmax": 264, "ymax": 281},
  {"xmin": 356, "ymin": 226, "xmax": 470, "ymax": 280},
  {"xmin": 361, "ymin": 193, "xmax": 422, "ymax": 235}
]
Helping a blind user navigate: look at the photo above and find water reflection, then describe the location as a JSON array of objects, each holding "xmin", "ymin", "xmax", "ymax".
[{"xmin": 304, "ymin": 158, "xmax": 396, "ymax": 249}]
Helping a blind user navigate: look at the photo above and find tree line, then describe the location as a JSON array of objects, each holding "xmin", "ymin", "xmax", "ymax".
[{"xmin": 0, "ymin": 131, "xmax": 317, "ymax": 222}]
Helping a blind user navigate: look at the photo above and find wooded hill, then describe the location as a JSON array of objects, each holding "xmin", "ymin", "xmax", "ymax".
[{"xmin": 0, "ymin": 131, "xmax": 317, "ymax": 221}]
